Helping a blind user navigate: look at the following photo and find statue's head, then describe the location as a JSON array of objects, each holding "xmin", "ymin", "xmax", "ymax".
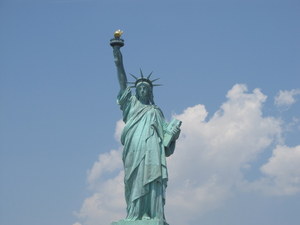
[
  {"xmin": 128, "ymin": 69, "xmax": 161, "ymax": 105},
  {"xmin": 136, "ymin": 82, "xmax": 154, "ymax": 104}
]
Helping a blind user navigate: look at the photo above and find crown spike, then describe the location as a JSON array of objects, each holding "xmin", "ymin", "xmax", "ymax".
[
  {"xmin": 139, "ymin": 68, "xmax": 144, "ymax": 78},
  {"xmin": 129, "ymin": 73, "xmax": 138, "ymax": 80},
  {"xmin": 147, "ymin": 71, "xmax": 153, "ymax": 79},
  {"xmin": 129, "ymin": 70, "xmax": 163, "ymax": 88},
  {"xmin": 151, "ymin": 78, "xmax": 160, "ymax": 83}
]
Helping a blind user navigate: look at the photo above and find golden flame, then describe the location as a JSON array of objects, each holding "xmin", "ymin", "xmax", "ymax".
[{"xmin": 114, "ymin": 29, "xmax": 123, "ymax": 38}]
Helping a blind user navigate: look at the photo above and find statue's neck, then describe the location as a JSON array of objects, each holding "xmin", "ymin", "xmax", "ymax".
[{"xmin": 138, "ymin": 97, "xmax": 150, "ymax": 105}]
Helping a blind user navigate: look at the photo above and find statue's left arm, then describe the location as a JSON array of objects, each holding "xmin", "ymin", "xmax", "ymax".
[{"xmin": 164, "ymin": 123, "xmax": 181, "ymax": 157}]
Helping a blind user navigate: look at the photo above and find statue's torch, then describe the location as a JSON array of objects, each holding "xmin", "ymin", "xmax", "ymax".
[{"xmin": 110, "ymin": 29, "xmax": 124, "ymax": 47}]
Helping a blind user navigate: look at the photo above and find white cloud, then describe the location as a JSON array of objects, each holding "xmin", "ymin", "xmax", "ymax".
[
  {"xmin": 72, "ymin": 223, "xmax": 82, "ymax": 225},
  {"xmin": 261, "ymin": 145, "xmax": 300, "ymax": 195},
  {"xmin": 76, "ymin": 120, "xmax": 126, "ymax": 225},
  {"xmin": 114, "ymin": 119, "xmax": 125, "ymax": 142},
  {"xmin": 246, "ymin": 145, "xmax": 300, "ymax": 196},
  {"xmin": 169, "ymin": 84, "xmax": 281, "ymax": 185},
  {"xmin": 76, "ymin": 170, "xmax": 125, "ymax": 225},
  {"xmin": 85, "ymin": 119, "xmax": 124, "ymax": 190},
  {"xmin": 75, "ymin": 84, "xmax": 300, "ymax": 225},
  {"xmin": 166, "ymin": 84, "xmax": 282, "ymax": 224},
  {"xmin": 86, "ymin": 148, "xmax": 123, "ymax": 190},
  {"xmin": 274, "ymin": 89, "xmax": 300, "ymax": 107}
]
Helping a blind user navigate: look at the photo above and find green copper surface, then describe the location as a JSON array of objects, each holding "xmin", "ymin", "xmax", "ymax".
[
  {"xmin": 111, "ymin": 218, "xmax": 168, "ymax": 225},
  {"xmin": 110, "ymin": 31, "xmax": 181, "ymax": 225}
]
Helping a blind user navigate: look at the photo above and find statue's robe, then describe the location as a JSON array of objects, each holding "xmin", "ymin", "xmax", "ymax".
[{"xmin": 117, "ymin": 87, "xmax": 174, "ymax": 221}]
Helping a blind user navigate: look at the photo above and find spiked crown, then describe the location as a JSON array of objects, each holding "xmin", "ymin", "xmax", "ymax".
[{"xmin": 127, "ymin": 69, "xmax": 162, "ymax": 88}]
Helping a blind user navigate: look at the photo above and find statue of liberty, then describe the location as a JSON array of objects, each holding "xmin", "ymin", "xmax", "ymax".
[{"xmin": 110, "ymin": 30, "xmax": 181, "ymax": 225}]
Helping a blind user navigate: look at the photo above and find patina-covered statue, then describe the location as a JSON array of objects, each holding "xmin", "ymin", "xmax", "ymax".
[{"xmin": 110, "ymin": 30, "xmax": 181, "ymax": 225}]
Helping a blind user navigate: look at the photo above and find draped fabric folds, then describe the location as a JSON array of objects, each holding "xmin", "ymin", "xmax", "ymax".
[{"xmin": 117, "ymin": 88, "xmax": 174, "ymax": 221}]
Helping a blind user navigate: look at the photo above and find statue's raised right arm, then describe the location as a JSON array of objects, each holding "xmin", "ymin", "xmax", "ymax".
[{"xmin": 113, "ymin": 45, "xmax": 127, "ymax": 92}]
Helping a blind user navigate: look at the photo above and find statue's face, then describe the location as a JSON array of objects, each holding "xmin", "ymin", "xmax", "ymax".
[{"xmin": 136, "ymin": 83, "xmax": 151, "ymax": 100}]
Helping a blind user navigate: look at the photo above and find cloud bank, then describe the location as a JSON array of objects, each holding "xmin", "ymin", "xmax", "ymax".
[{"xmin": 74, "ymin": 84, "xmax": 300, "ymax": 225}]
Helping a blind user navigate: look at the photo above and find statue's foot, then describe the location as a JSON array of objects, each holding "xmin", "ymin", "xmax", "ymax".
[
  {"xmin": 111, "ymin": 217, "xmax": 168, "ymax": 225},
  {"xmin": 142, "ymin": 213, "xmax": 150, "ymax": 220}
]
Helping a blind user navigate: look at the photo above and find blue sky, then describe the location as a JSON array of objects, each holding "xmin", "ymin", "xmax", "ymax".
[{"xmin": 0, "ymin": 1, "xmax": 299, "ymax": 225}]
